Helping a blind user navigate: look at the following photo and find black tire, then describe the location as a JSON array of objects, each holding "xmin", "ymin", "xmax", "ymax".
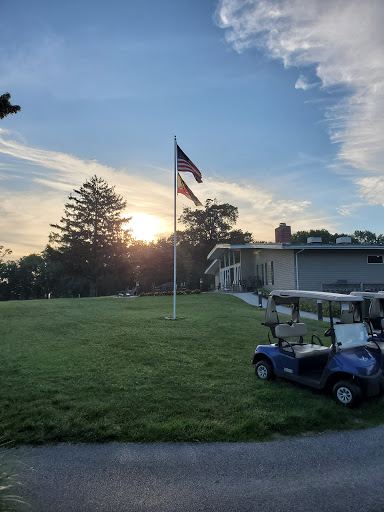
[
  {"xmin": 255, "ymin": 360, "xmax": 274, "ymax": 381},
  {"xmin": 332, "ymin": 380, "xmax": 362, "ymax": 407}
]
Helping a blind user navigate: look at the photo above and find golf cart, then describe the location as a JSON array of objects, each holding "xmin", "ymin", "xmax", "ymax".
[
  {"xmin": 252, "ymin": 290, "xmax": 383, "ymax": 406},
  {"xmin": 350, "ymin": 291, "xmax": 384, "ymax": 365}
]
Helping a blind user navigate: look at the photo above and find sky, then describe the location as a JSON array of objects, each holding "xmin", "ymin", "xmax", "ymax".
[{"xmin": 1, "ymin": 0, "xmax": 384, "ymax": 259}]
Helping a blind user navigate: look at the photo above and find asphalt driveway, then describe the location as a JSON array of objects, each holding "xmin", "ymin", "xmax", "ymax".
[{"xmin": 3, "ymin": 425, "xmax": 384, "ymax": 512}]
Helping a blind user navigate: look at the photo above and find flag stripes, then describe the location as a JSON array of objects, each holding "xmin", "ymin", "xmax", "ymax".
[{"xmin": 177, "ymin": 145, "xmax": 203, "ymax": 183}]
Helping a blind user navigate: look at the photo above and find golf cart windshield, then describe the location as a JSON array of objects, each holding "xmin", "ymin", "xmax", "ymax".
[{"xmin": 334, "ymin": 323, "xmax": 368, "ymax": 349}]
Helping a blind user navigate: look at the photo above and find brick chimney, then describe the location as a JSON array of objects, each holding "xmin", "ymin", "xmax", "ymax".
[{"xmin": 275, "ymin": 223, "xmax": 292, "ymax": 243}]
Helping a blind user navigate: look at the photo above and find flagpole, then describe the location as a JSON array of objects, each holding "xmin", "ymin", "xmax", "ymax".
[{"xmin": 173, "ymin": 135, "xmax": 177, "ymax": 319}]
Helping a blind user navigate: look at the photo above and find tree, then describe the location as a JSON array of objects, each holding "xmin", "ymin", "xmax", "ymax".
[
  {"xmin": 49, "ymin": 176, "xmax": 132, "ymax": 296},
  {"xmin": 291, "ymin": 229, "xmax": 335, "ymax": 244},
  {"xmin": 16, "ymin": 254, "xmax": 47, "ymax": 300},
  {"xmin": 178, "ymin": 199, "xmax": 254, "ymax": 289},
  {"xmin": 0, "ymin": 260, "xmax": 19, "ymax": 301},
  {"xmin": 0, "ymin": 246, "xmax": 13, "ymax": 300},
  {"xmin": 222, "ymin": 229, "xmax": 254, "ymax": 245},
  {"xmin": 292, "ymin": 228, "xmax": 384, "ymax": 245},
  {"xmin": 0, "ymin": 245, "xmax": 12, "ymax": 271},
  {"xmin": 0, "ymin": 93, "xmax": 21, "ymax": 120},
  {"xmin": 352, "ymin": 230, "xmax": 384, "ymax": 245},
  {"xmin": 128, "ymin": 238, "xmax": 174, "ymax": 292},
  {"xmin": 179, "ymin": 199, "xmax": 246, "ymax": 250}
]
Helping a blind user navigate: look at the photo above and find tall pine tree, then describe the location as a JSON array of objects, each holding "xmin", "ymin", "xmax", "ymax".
[{"xmin": 49, "ymin": 176, "xmax": 132, "ymax": 296}]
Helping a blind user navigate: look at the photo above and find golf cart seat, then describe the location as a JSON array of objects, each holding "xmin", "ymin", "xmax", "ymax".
[
  {"xmin": 368, "ymin": 320, "xmax": 384, "ymax": 353},
  {"xmin": 275, "ymin": 322, "xmax": 308, "ymax": 338},
  {"xmin": 275, "ymin": 323, "xmax": 330, "ymax": 359}
]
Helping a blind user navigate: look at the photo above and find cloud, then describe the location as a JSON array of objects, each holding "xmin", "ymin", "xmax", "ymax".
[
  {"xmin": 355, "ymin": 177, "xmax": 384, "ymax": 207},
  {"xmin": 195, "ymin": 178, "xmax": 336, "ymax": 240},
  {"xmin": 336, "ymin": 202, "xmax": 366, "ymax": 217},
  {"xmin": 0, "ymin": 130, "xmax": 334, "ymax": 258},
  {"xmin": 0, "ymin": 130, "xmax": 173, "ymax": 258},
  {"xmin": 216, "ymin": 0, "xmax": 384, "ymax": 180},
  {"xmin": 295, "ymin": 75, "xmax": 318, "ymax": 90}
]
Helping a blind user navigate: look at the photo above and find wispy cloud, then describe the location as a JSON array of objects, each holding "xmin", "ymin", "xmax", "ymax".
[
  {"xmin": 295, "ymin": 75, "xmax": 319, "ymax": 91},
  {"xmin": 216, "ymin": 0, "xmax": 384, "ymax": 197},
  {"xmin": 355, "ymin": 177, "xmax": 384, "ymax": 207},
  {"xmin": 336, "ymin": 201, "xmax": 366, "ymax": 217},
  {"xmin": 0, "ymin": 130, "xmax": 334, "ymax": 258},
  {"xmin": 0, "ymin": 35, "xmax": 65, "ymax": 91}
]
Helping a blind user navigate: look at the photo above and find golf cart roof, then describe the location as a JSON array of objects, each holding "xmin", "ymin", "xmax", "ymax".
[
  {"xmin": 269, "ymin": 290, "xmax": 364, "ymax": 303},
  {"xmin": 350, "ymin": 291, "xmax": 384, "ymax": 299}
]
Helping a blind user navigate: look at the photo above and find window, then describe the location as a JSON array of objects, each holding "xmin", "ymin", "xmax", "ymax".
[
  {"xmin": 234, "ymin": 251, "xmax": 240, "ymax": 264},
  {"xmin": 266, "ymin": 261, "xmax": 274, "ymax": 285},
  {"xmin": 368, "ymin": 255, "xmax": 383, "ymax": 264}
]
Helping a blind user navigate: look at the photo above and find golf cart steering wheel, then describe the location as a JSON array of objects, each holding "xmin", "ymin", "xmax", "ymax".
[{"xmin": 324, "ymin": 328, "xmax": 332, "ymax": 337}]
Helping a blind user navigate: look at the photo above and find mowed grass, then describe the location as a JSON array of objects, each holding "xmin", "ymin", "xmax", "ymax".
[{"xmin": 1, "ymin": 293, "xmax": 384, "ymax": 446}]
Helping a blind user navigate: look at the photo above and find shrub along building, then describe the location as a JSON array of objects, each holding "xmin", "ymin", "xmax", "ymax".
[{"xmin": 205, "ymin": 223, "xmax": 384, "ymax": 293}]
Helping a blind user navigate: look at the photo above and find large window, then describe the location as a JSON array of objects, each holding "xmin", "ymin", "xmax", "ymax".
[
  {"xmin": 368, "ymin": 255, "xmax": 383, "ymax": 264},
  {"xmin": 255, "ymin": 262, "xmax": 274, "ymax": 285}
]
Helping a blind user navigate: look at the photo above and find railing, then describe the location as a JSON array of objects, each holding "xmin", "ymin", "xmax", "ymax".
[{"xmin": 215, "ymin": 283, "xmax": 244, "ymax": 292}]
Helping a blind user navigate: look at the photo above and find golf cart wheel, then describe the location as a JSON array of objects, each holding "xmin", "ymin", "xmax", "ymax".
[
  {"xmin": 255, "ymin": 360, "xmax": 274, "ymax": 381},
  {"xmin": 332, "ymin": 380, "xmax": 361, "ymax": 407}
]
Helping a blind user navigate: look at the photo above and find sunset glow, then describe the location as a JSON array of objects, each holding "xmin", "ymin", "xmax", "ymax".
[{"xmin": 126, "ymin": 213, "xmax": 166, "ymax": 243}]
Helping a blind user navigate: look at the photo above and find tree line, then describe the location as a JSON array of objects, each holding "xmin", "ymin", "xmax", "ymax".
[
  {"xmin": 291, "ymin": 229, "xmax": 384, "ymax": 245},
  {"xmin": 0, "ymin": 176, "xmax": 253, "ymax": 300},
  {"xmin": 2, "ymin": 175, "xmax": 384, "ymax": 301}
]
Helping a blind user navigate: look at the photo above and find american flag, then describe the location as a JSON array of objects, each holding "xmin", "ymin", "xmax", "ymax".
[{"xmin": 177, "ymin": 145, "xmax": 203, "ymax": 183}]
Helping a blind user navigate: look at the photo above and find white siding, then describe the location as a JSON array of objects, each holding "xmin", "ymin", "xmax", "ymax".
[{"xmin": 252, "ymin": 249, "xmax": 296, "ymax": 290}]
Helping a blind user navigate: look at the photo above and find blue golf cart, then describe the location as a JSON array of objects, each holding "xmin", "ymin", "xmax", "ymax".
[{"xmin": 253, "ymin": 290, "xmax": 383, "ymax": 406}]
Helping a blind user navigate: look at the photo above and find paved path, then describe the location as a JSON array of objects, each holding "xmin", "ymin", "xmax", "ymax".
[
  {"xmin": 226, "ymin": 292, "xmax": 331, "ymax": 322},
  {"xmin": 3, "ymin": 425, "xmax": 384, "ymax": 512}
]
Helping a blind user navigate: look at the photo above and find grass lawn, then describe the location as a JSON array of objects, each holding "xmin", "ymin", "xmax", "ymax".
[{"xmin": 1, "ymin": 293, "xmax": 384, "ymax": 446}]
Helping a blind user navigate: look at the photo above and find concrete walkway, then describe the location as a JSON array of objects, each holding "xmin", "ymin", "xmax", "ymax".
[{"xmin": 226, "ymin": 292, "xmax": 331, "ymax": 322}]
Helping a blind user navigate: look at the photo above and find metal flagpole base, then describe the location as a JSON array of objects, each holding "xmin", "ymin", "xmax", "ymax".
[{"xmin": 164, "ymin": 316, "xmax": 185, "ymax": 321}]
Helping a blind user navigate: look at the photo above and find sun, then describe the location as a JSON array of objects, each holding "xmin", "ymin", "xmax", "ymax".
[{"xmin": 124, "ymin": 213, "xmax": 165, "ymax": 243}]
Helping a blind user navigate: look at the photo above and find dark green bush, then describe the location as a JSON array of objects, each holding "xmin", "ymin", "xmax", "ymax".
[{"xmin": 139, "ymin": 290, "xmax": 201, "ymax": 297}]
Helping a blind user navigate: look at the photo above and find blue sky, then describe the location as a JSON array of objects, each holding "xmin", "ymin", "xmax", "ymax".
[{"xmin": 1, "ymin": 0, "xmax": 384, "ymax": 258}]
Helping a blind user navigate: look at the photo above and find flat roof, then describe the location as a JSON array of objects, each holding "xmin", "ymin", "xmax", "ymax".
[
  {"xmin": 207, "ymin": 243, "xmax": 384, "ymax": 260},
  {"xmin": 204, "ymin": 259, "xmax": 219, "ymax": 275}
]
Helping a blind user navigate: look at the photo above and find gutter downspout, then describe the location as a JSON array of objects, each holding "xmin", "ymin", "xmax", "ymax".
[{"xmin": 295, "ymin": 249, "xmax": 305, "ymax": 290}]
